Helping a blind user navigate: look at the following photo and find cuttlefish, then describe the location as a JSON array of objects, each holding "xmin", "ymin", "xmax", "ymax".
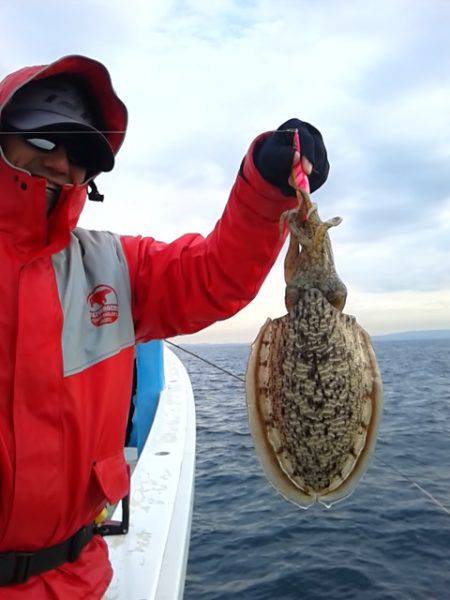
[{"xmin": 246, "ymin": 191, "xmax": 383, "ymax": 508}]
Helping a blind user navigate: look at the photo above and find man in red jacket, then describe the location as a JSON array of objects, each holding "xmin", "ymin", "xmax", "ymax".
[{"xmin": 0, "ymin": 55, "xmax": 329, "ymax": 598}]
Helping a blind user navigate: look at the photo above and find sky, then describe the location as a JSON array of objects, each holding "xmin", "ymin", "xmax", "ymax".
[{"xmin": 1, "ymin": 0, "xmax": 449, "ymax": 343}]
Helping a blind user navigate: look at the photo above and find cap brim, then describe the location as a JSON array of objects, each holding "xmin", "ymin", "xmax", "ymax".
[{"xmin": 6, "ymin": 109, "xmax": 115, "ymax": 173}]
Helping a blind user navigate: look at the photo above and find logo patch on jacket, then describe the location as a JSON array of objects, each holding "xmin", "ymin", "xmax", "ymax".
[{"xmin": 87, "ymin": 285, "xmax": 119, "ymax": 327}]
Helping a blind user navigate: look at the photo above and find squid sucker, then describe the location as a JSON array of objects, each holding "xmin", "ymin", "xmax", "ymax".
[{"xmin": 246, "ymin": 191, "xmax": 383, "ymax": 508}]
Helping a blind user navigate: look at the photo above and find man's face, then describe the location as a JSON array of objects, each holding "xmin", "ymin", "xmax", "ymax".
[{"xmin": 1, "ymin": 134, "xmax": 87, "ymax": 213}]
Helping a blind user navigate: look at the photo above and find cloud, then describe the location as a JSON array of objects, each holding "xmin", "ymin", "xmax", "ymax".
[{"xmin": 2, "ymin": 0, "xmax": 450, "ymax": 341}]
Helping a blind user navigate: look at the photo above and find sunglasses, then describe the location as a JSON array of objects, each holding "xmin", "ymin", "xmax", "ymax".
[{"xmin": 22, "ymin": 134, "xmax": 88, "ymax": 169}]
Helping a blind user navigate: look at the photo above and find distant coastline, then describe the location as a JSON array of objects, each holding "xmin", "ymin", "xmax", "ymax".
[
  {"xmin": 373, "ymin": 329, "xmax": 450, "ymax": 342},
  {"xmin": 173, "ymin": 329, "xmax": 450, "ymax": 345}
]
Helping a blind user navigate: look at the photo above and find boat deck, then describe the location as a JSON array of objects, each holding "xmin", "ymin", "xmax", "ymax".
[{"xmin": 105, "ymin": 346, "xmax": 196, "ymax": 600}]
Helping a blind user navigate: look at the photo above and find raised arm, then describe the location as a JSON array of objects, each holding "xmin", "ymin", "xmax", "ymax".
[{"xmin": 121, "ymin": 122, "xmax": 329, "ymax": 342}]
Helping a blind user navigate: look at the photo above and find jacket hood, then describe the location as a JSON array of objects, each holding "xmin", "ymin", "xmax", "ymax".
[{"xmin": 0, "ymin": 55, "xmax": 128, "ymax": 257}]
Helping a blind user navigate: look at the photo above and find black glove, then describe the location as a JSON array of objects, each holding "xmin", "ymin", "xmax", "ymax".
[{"xmin": 253, "ymin": 118, "xmax": 329, "ymax": 194}]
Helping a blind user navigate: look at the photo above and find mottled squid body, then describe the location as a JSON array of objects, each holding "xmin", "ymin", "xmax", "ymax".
[{"xmin": 246, "ymin": 132, "xmax": 383, "ymax": 508}]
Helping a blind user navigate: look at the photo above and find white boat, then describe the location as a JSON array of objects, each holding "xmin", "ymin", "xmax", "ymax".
[{"xmin": 104, "ymin": 342, "xmax": 196, "ymax": 600}]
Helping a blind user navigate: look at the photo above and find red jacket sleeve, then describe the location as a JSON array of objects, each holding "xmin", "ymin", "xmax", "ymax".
[{"xmin": 120, "ymin": 133, "xmax": 297, "ymax": 342}]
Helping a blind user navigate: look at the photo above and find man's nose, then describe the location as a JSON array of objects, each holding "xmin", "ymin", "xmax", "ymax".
[{"xmin": 41, "ymin": 144, "xmax": 71, "ymax": 175}]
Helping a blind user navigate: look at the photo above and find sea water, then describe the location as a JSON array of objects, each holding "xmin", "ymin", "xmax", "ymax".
[{"xmin": 175, "ymin": 340, "xmax": 450, "ymax": 600}]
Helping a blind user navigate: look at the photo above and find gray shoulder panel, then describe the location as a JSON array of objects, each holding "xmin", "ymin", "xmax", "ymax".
[{"xmin": 52, "ymin": 228, "xmax": 135, "ymax": 376}]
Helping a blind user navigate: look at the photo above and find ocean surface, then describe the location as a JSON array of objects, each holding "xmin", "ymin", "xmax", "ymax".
[{"xmin": 172, "ymin": 340, "xmax": 450, "ymax": 600}]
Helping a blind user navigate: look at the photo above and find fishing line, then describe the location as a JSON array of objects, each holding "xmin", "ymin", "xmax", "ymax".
[
  {"xmin": 375, "ymin": 456, "xmax": 450, "ymax": 516},
  {"xmin": 0, "ymin": 130, "xmax": 127, "ymax": 134},
  {"xmin": 166, "ymin": 339, "xmax": 450, "ymax": 517},
  {"xmin": 164, "ymin": 339, "xmax": 245, "ymax": 383}
]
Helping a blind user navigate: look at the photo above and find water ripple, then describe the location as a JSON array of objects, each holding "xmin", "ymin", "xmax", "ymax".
[{"xmin": 173, "ymin": 340, "xmax": 450, "ymax": 600}]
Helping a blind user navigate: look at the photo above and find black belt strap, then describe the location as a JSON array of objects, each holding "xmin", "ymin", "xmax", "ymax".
[{"xmin": 0, "ymin": 524, "xmax": 94, "ymax": 586}]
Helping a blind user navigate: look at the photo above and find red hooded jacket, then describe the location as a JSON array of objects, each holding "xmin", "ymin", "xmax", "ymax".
[{"xmin": 0, "ymin": 55, "xmax": 296, "ymax": 599}]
